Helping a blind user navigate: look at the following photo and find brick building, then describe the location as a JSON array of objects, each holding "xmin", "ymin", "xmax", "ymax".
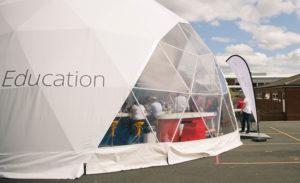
[{"xmin": 255, "ymin": 74, "xmax": 300, "ymax": 121}]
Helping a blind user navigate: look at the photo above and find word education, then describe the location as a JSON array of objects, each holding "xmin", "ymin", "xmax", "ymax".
[{"xmin": 1, "ymin": 70, "xmax": 105, "ymax": 88}]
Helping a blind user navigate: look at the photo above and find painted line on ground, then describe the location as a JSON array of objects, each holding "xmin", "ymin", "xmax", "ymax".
[
  {"xmin": 219, "ymin": 161, "xmax": 300, "ymax": 165},
  {"xmin": 265, "ymin": 132, "xmax": 300, "ymax": 135},
  {"xmin": 270, "ymin": 127, "xmax": 300, "ymax": 143},
  {"xmin": 243, "ymin": 142, "xmax": 300, "ymax": 146}
]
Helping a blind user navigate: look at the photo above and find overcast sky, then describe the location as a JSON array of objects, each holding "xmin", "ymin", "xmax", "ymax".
[{"xmin": 157, "ymin": 0, "xmax": 300, "ymax": 76}]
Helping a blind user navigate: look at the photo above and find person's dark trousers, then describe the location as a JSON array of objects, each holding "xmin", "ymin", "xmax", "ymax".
[{"xmin": 241, "ymin": 112, "xmax": 250, "ymax": 133}]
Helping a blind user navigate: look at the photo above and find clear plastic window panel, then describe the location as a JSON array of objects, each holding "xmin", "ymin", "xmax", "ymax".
[
  {"xmin": 161, "ymin": 24, "xmax": 189, "ymax": 52},
  {"xmin": 161, "ymin": 23, "xmax": 211, "ymax": 56},
  {"xmin": 99, "ymin": 92, "xmax": 158, "ymax": 147},
  {"xmin": 99, "ymin": 22, "xmax": 237, "ymax": 147},
  {"xmin": 179, "ymin": 23, "xmax": 211, "ymax": 56},
  {"xmin": 135, "ymin": 44, "xmax": 188, "ymax": 93},
  {"xmin": 192, "ymin": 54, "xmax": 221, "ymax": 94},
  {"xmin": 132, "ymin": 88, "xmax": 189, "ymax": 142},
  {"xmin": 190, "ymin": 94, "xmax": 222, "ymax": 138},
  {"xmin": 160, "ymin": 43, "xmax": 198, "ymax": 90},
  {"xmin": 216, "ymin": 65, "xmax": 229, "ymax": 94},
  {"xmin": 218, "ymin": 94, "xmax": 238, "ymax": 136}
]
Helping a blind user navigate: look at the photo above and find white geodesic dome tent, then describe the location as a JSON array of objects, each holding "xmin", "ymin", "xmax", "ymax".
[{"xmin": 0, "ymin": 0, "xmax": 242, "ymax": 179}]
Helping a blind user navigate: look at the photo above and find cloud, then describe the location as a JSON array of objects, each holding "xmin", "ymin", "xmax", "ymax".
[
  {"xmin": 216, "ymin": 44, "xmax": 268, "ymax": 68},
  {"xmin": 238, "ymin": 22, "xmax": 300, "ymax": 50},
  {"xmin": 225, "ymin": 44, "xmax": 253, "ymax": 54},
  {"xmin": 216, "ymin": 44, "xmax": 300, "ymax": 75},
  {"xmin": 211, "ymin": 36, "xmax": 233, "ymax": 43},
  {"xmin": 210, "ymin": 20, "xmax": 220, "ymax": 27},
  {"xmin": 157, "ymin": 0, "xmax": 252, "ymax": 22},
  {"xmin": 256, "ymin": 0, "xmax": 295, "ymax": 19},
  {"xmin": 290, "ymin": 0, "xmax": 300, "ymax": 19},
  {"xmin": 273, "ymin": 48, "xmax": 300, "ymax": 62},
  {"xmin": 156, "ymin": 0, "xmax": 299, "ymax": 23},
  {"xmin": 157, "ymin": 0, "xmax": 300, "ymax": 50}
]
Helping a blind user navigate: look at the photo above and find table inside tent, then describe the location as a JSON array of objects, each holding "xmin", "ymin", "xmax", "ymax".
[{"xmin": 157, "ymin": 112, "xmax": 217, "ymax": 142}]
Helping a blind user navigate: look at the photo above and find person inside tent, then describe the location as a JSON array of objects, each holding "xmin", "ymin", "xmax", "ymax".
[
  {"xmin": 173, "ymin": 94, "xmax": 189, "ymax": 112},
  {"xmin": 193, "ymin": 95, "xmax": 206, "ymax": 112},
  {"xmin": 147, "ymin": 96, "xmax": 163, "ymax": 126},
  {"xmin": 131, "ymin": 101, "xmax": 146, "ymax": 122},
  {"xmin": 173, "ymin": 94, "xmax": 189, "ymax": 137},
  {"xmin": 240, "ymin": 97, "xmax": 252, "ymax": 133},
  {"xmin": 129, "ymin": 101, "xmax": 146, "ymax": 143}
]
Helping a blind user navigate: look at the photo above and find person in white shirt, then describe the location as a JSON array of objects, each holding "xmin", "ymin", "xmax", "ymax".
[
  {"xmin": 174, "ymin": 94, "xmax": 189, "ymax": 112},
  {"xmin": 131, "ymin": 103, "xmax": 146, "ymax": 121},
  {"xmin": 149, "ymin": 97, "xmax": 162, "ymax": 118},
  {"xmin": 240, "ymin": 97, "xmax": 252, "ymax": 133},
  {"xmin": 146, "ymin": 97, "xmax": 163, "ymax": 127}
]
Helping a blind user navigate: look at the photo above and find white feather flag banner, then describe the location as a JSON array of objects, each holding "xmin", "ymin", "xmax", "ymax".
[{"xmin": 226, "ymin": 55, "xmax": 257, "ymax": 123}]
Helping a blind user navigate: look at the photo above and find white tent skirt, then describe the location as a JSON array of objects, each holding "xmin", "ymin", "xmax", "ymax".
[{"xmin": 0, "ymin": 131, "xmax": 241, "ymax": 179}]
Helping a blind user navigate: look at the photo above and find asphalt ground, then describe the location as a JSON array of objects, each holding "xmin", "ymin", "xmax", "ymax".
[{"xmin": 1, "ymin": 121, "xmax": 300, "ymax": 183}]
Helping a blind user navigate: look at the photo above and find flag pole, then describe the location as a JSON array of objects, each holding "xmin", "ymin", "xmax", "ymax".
[{"xmin": 226, "ymin": 55, "xmax": 267, "ymax": 142}]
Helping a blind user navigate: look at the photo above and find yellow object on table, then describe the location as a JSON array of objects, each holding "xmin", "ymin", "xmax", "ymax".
[
  {"xmin": 134, "ymin": 121, "xmax": 144, "ymax": 143},
  {"xmin": 111, "ymin": 120, "xmax": 119, "ymax": 145}
]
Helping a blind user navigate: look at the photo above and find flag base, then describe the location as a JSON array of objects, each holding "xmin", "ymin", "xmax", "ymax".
[{"xmin": 252, "ymin": 136, "xmax": 268, "ymax": 142}]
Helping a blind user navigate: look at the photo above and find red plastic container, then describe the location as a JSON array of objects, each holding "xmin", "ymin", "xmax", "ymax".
[
  {"xmin": 157, "ymin": 119, "xmax": 180, "ymax": 142},
  {"xmin": 181, "ymin": 118, "xmax": 206, "ymax": 141}
]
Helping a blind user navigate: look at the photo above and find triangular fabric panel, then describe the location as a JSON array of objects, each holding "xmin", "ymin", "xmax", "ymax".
[
  {"xmin": 179, "ymin": 23, "xmax": 211, "ymax": 56},
  {"xmin": 216, "ymin": 65, "xmax": 229, "ymax": 94},
  {"xmin": 16, "ymin": 29, "xmax": 130, "ymax": 150},
  {"xmin": 160, "ymin": 42, "xmax": 198, "ymax": 90},
  {"xmin": 0, "ymin": 0, "xmax": 48, "ymax": 30},
  {"xmin": 161, "ymin": 24, "xmax": 189, "ymax": 52},
  {"xmin": 0, "ymin": 35, "xmax": 73, "ymax": 153},
  {"xmin": 93, "ymin": 30, "xmax": 155, "ymax": 87},
  {"xmin": 18, "ymin": 0, "xmax": 87, "ymax": 31},
  {"xmin": 192, "ymin": 54, "xmax": 220, "ymax": 94},
  {"xmin": 0, "ymin": 13, "xmax": 12, "ymax": 35},
  {"xmin": 0, "ymin": 87, "xmax": 74, "ymax": 153},
  {"xmin": 190, "ymin": 94, "xmax": 222, "ymax": 137},
  {"xmin": 218, "ymin": 94, "xmax": 237, "ymax": 136},
  {"xmin": 135, "ymin": 44, "xmax": 189, "ymax": 93}
]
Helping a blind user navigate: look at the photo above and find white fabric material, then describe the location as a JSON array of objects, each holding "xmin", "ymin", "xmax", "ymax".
[
  {"xmin": 0, "ymin": 0, "xmax": 184, "ymax": 179},
  {"xmin": 87, "ymin": 131, "xmax": 242, "ymax": 174},
  {"xmin": 0, "ymin": 0, "xmax": 241, "ymax": 179},
  {"xmin": 168, "ymin": 131, "xmax": 242, "ymax": 164},
  {"xmin": 226, "ymin": 55, "xmax": 257, "ymax": 122},
  {"xmin": 0, "ymin": 152, "xmax": 87, "ymax": 179}
]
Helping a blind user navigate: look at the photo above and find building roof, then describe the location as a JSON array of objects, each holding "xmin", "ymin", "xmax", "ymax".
[
  {"xmin": 257, "ymin": 74, "xmax": 300, "ymax": 88},
  {"xmin": 224, "ymin": 73, "xmax": 292, "ymax": 79}
]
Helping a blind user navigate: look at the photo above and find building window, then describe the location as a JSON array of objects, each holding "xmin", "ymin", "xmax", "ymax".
[
  {"xmin": 272, "ymin": 93, "xmax": 279, "ymax": 101},
  {"xmin": 256, "ymin": 93, "xmax": 263, "ymax": 99},
  {"xmin": 264, "ymin": 93, "xmax": 270, "ymax": 100}
]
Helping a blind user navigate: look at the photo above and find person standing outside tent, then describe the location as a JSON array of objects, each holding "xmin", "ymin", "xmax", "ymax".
[
  {"xmin": 237, "ymin": 96, "xmax": 245, "ymax": 110},
  {"xmin": 236, "ymin": 95, "xmax": 245, "ymax": 123},
  {"xmin": 240, "ymin": 97, "xmax": 252, "ymax": 133}
]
